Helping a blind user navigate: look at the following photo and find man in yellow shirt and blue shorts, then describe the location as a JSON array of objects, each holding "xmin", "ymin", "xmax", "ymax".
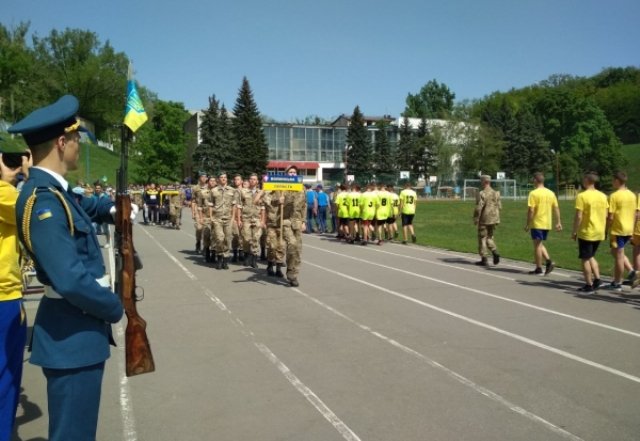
[
  {"xmin": 605, "ymin": 172, "xmax": 636, "ymax": 292},
  {"xmin": 571, "ymin": 172, "xmax": 609, "ymax": 294},
  {"xmin": 525, "ymin": 173, "xmax": 562, "ymax": 275}
]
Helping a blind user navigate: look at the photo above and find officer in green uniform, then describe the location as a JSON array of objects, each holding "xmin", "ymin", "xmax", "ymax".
[{"xmin": 210, "ymin": 172, "xmax": 237, "ymax": 269}]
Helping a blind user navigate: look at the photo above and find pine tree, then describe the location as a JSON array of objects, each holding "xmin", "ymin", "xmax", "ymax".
[
  {"xmin": 232, "ymin": 77, "xmax": 269, "ymax": 177},
  {"xmin": 346, "ymin": 106, "xmax": 372, "ymax": 184},
  {"xmin": 373, "ymin": 120, "xmax": 395, "ymax": 183},
  {"xmin": 410, "ymin": 118, "xmax": 437, "ymax": 179},
  {"xmin": 194, "ymin": 95, "xmax": 221, "ymax": 176},
  {"xmin": 396, "ymin": 116, "xmax": 413, "ymax": 176}
]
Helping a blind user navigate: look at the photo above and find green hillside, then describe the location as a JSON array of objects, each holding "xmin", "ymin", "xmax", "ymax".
[{"xmin": 622, "ymin": 144, "xmax": 640, "ymax": 191}]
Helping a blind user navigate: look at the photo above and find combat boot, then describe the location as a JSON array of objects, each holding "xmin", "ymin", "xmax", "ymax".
[
  {"xmin": 204, "ymin": 249, "xmax": 211, "ymax": 263},
  {"xmin": 289, "ymin": 278, "xmax": 299, "ymax": 287},
  {"xmin": 260, "ymin": 247, "xmax": 267, "ymax": 261},
  {"xmin": 475, "ymin": 257, "xmax": 488, "ymax": 267},
  {"xmin": 267, "ymin": 262, "xmax": 276, "ymax": 276},
  {"xmin": 275, "ymin": 264, "xmax": 284, "ymax": 278},
  {"xmin": 195, "ymin": 240, "xmax": 201, "ymax": 253},
  {"xmin": 222, "ymin": 257, "xmax": 229, "ymax": 270},
  {"xmin": 216, "ymin": 255, "xmax": 223, "ymax": 270},
  {"xmin": 231, "ymin": 249, "xmax": 238, "ymax": 263}
]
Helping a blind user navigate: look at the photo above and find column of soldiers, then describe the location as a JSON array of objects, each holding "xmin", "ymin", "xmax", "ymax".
[{"xmin": 189, "ymin": 165, "xmax": 306, "ymax": 287}]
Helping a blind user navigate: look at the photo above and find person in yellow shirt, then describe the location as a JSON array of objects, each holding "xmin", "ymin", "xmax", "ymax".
[
  {"xmin": 347, "ymin": 184, "xmax": 361, "ymax": 244},
  {"xmin": 571, "ymin": 172, "xmax": 609, "ymax": 294},
  {"xmin": 388, "ymin": 186, "xmax": 400, "ymax": 240},
  {"xmin": 358, "ymin": 183, "xmax": 377, "ymax": 245},
  {"xmin": 632, "ymin": 193, "xmax": 640, "ymax": 289},
  {"xmin": 0, "ymin": 141, "xmax": 30, "ymax": 439},
  {"xmin": 525, "ymin": 173, "xmax": 562, "ymax": 275},
  {"xmin": 399, "ymin": 181, "xmax": 418, "ymax": 244},
  {"xmin": 605, "ymin": 172, "xmax": 636, "ymax": 292},
  {"xmin": 375, "ymin": 184, "xmax": 391, "ymax": 245},
  {"xmin": 335, "ymin": 184, "xmax": 350, "ymax": 240}
]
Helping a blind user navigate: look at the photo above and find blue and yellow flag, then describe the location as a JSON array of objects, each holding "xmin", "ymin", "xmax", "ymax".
[{"xmin": 123, "ymin": 67, "xmax": 148, "ymax": 133}]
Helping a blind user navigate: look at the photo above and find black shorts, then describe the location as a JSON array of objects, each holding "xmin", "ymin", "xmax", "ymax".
[
  {"xmin": 401, "ymin": 214, "xmax": 414, "ymax": 226},
  {"xmin": 578, "ymin": 239, "xmax": 600, "ymax": 260},
  {"xmin": 386, "ymin": 216, "xmax": 396, "ymax": 225},
  {"xmin": 339, "ymin": 218, "xmax": 349, "ymax": 226}
]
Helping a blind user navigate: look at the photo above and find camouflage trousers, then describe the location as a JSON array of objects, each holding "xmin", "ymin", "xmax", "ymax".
[
  {"xmin": 266, "ymin": 224, "xmax": 302, "ymax": 280},
  {"xmin": 241, "ymin": 218, "xmax": 263, "ymax": 256},
  {"xmin": 477, "ymin": 224, "xmax": 497, "ymax": 257},
  {"xmin": 201, "ymin": 217, "xmax": 212, "ymax": 251},
  {"xmin": 232, "ymin": 220, "xmax": 241, "ymax": 251},
  {"xmin": 213, "ymin": 218, "xmax": 233, "ymax": 257},
  {"xmin": 195, "ymin": 216, "xmax": 204, "ymax": 242},
  {"xmin": 169, "ymin": 206, "xmax": 182, "ymax": 228}
]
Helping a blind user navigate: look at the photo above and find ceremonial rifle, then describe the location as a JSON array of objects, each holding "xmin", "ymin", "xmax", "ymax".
[{"xmin": 115, "ymin": 125, "xmax": 155, "ymax": 376}]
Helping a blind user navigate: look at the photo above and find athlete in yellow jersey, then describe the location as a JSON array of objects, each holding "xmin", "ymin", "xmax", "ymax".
[
  {"xmin": 525, "ymin": 173, "xmax": 562, "ymax": 275},
  {"xmin": 335, "ymin": 184, "xmax": 350, "ymax": 240},
  {"xmin": 388, "ymin": 186, "xmax": 400, "ymax": 240},
  {"xmin": 632, "ymin": 191, "xmax": 640, "ymax": 288},
  {"xmin": 359, "ymin": 183, "xmax": 377, "ymax": 245},
  {"xmin": 375, "ymin": 185, "xmax": 391, "ymax": 245},
  {"xmin": 399, "ymin": 181, "xmax": 418, "ymax": 244},
  {"xmin": 347, "ymin": 184, "xmax": 361, "ymax": 243},
  {"xmin": 572, "ymin": 172, "xmax": 609, "ymax": 293},
  {"xmin": 605, "ymin": 172, "xmax": 636, "ymax": 291}
]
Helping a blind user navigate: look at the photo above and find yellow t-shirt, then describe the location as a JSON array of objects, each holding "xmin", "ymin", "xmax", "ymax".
[
  {"xmin": 575, "ymin": 189, "xmax": 609, "ymax": 241},
  {"xmin": 359, "ymin": 191, "xmax": 377, "ymax": 220},
  {"xmin": 336, "ymin": 192, "xmax": 349, "ymax": 218},
  {"xmin": 609, "ymin": 188, "xmax": 636, "ymax": 236},
  {"xmin": 399, "ymin": 189, "xmax": 417, "ymax": 215},
  {"xmin": 390, "ymin": 192, "xmax": 400, "ymax": 216},
  {"xmin": 348, "ymin": 192, "xmax": 361, "ymax": 218},
  {"xmin": 376, "ymin": 191, "xmax": 391, "ymax": 220},
  {"xmin": 0, "ymin": 181, "xmax": 23, "ymax": 301},
  {"xmin": 527, "ymin": 187, "xmax": 558, "ymax": 230},
  {"xmin": 635, "ymin": 193, "xmax": 640, "ymax": 236}
]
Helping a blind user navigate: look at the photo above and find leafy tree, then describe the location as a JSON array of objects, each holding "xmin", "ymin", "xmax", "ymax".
[
  {"xmin": 193, "ymin": 95, "xmax": 221, "ymax": 175},
  {"xmin": 457, "ymin": 125, "xmax": 503, "ymax": 180},
  {"xmin": 373, "ymin": 120, "xmax": 395, "ymax": 183},
  {"xmin": 501, "ymin": 106, "xmax": 550, "ymax": 180},
  {"xmin": 345, "ymin": 105, "xmax": 372, "ymax": 183},
  {"xmin": 31, "ymin": 28, "xmax": 129, "ymax": 137},
  {"xmin": 396, "ymin": 116, "xmax": 413, "ymax": 174},
  {"xmin": 133, "ymin": 100, "xmax": 190, "ymax": 183},
  {"xmin": 410, "ymin": 118, "xmax": 437, "ymax": 179},
  {"xmin": 403, "ymin": 79, "xmax": 455, "ymax": 119},
  {"xmin": 232, "ymin": 77, "xmax": 268, "ymax": 177}
]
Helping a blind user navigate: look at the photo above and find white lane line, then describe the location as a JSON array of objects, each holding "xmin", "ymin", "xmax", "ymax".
[
  {"xmin": 306, "ymin": 244, "xmax": 640, "ymax": 339},
  {"xmin": 304, "ymin": 260, "xmax": 640, "ymax": 385},
  {"xmin": 142, "ymin": 228, "xmax": 362, "ymax": 441},
  {"xmin": 292, "ymin": 287, "xmax": 584, "ymax": 441},
  {"xmin": 116, "ymin": 324, "xmax": 138, "ymax": 441}
]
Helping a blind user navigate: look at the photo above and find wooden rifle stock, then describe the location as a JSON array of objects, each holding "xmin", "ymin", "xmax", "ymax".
[{"xmin": 115, "ymin": 194, "xmax": 155, "ymax": 376}]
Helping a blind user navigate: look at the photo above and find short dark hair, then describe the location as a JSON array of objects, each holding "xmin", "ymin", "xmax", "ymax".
[
  {"xmin": 583, "ymin": 171, "xmax": 599, "ymax": 184},
  {"xmin": 614, "ymin": 171, "xmax": 627, "ymax": 183},
  {"xmin": 533, "ymin": 172, "xmax": 544, "ymax": 183}
]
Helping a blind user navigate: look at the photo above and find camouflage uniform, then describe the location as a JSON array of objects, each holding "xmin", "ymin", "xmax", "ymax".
[
  {"xmin": 210, "ymin": 184, "xmax": 237, "ymax": 265},
  {"xmin": 169, "ymin": 191, "xmax": 183, "ymax": 229},
  {"xmin": 263, "ymin": 190, "xmax": 306, "ymax": 284},
  {"xmin": 192, "ymin": 184, "xmax": 208, "ymax": 250},
  {"xmin": 473, "ymin": 185, "xmax": 501, "ymax": 260},
  {"xmin": 195, "ymin": 186, "xmax": 213, "ymax": 257},
  {"xmin": 238, "ymin": 187, "xmax": 264, "ymax": 265},
  {"xmin": 231, "ymin": 187, "xmax": 242, "ymax": 261}
]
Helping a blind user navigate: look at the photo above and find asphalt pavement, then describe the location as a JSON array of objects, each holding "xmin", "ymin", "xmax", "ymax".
[{"xmin": 14, "ymin": 216, "xmax": 640, "ymax": 441}]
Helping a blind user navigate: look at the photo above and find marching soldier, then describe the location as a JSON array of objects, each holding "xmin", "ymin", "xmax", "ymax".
[
  {"xmin": 191, "ymin": 171, "xmax": 208, "ymax": 252},
  {"xmin": 263, "ymin": 165, "xmax": 307, "ymax": 287},
  {"xmin": 195, "ymin": 176, "xmax": 215, "ymax": 262},
  {"xmin": 237, "ymin": 173, "xmax": 264, "ymax": 268},
  {"xmin": 231, "ymin": 174, "xmax": 243, "ymax": 263},
  {"xmin": 210, "ymin": 172, "xmax": 237, "ymax": 269},
  {"xmin": 473, "ymin": 175, "xmax": 502, "ymax": 266},
  {"xmin": 168, "ymin": 189, "xmax": 183, "ymax": 229}
]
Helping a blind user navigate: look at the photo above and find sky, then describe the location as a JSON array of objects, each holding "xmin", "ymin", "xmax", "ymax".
[{"xmin": 4, "ymin": 0, "xmax": 640, "ymax": 121}]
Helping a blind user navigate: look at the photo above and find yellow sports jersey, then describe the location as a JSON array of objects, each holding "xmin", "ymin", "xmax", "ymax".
[
  {"xmin": 609, "ymin": 188, "xmax": 636, "ymax": 236},
  {"xmin": 0, "ymin": 181, "xmax": 23, "ymax": 301},
  {"xmin": 527, "ymin": 187, "xmax": 558, "ymax": 230},
  {"xmin": 399, "ymin": 189, "xmax": 417, "ymax": 215},
  {"xmin": 575, "ymin": 189, "xmax": 609, "ymax": 241},
  {"xmin": 376, "ymin": 191, "xmax": 391, "ymax": 220},
  {"xmin": 635, "ymin": 193, "xmax": 640, "ymax": 236},
  {"xmin": 359, "ymin": 191, "xmax": 377, "ymax": 221},
  {"xmin": 336, "ymin": 192, "xmax": 350, "ymax": 218},
  {"xmin": 390, "ymin": 192, "xmax": 400, "ymax": 216},
  {"xmin": 348, "ymin": 192, "xmax": 361, "ymax": 218}
]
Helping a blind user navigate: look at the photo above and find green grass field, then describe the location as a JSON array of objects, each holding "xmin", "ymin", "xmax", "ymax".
[
  {"xmin": 413, "ymin": 199, "xmax": 633, "ymax": 275},
  {"xmin": 622, "ymin": 143, "xmax": 640, "ymax": 191}
]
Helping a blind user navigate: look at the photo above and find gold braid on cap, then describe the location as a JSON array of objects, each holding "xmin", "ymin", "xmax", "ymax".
[
  {"xmin": 22, "ymin": 188, "xmax": 75, "ymax": 253},
  {"xmin": 64, "ymin": 120, "xmax": 81, "ymax": 133}
]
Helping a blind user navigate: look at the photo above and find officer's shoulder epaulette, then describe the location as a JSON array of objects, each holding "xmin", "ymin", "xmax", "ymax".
[{"xmin": 22, "ymin": 186, "xmax": 74, "ymax": 253}]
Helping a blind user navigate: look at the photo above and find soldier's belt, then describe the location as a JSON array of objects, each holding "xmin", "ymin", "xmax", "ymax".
[{"xmin": 44, "ymin": 275, "xmax": 111, "ymax": 299}]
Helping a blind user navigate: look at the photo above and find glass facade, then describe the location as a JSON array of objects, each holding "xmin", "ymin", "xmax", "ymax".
[{"xmin": 264, "ymin": 124, "xmax": 398, "ymax": 163}]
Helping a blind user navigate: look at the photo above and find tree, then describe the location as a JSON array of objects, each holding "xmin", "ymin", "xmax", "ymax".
[
  {"xmin": 457, "ymin": 125, "xmax": 503, "ymax": 180},
  {"xmin": 232, "ymin": 77, "xmax": 268, "ymax": 177},
  {"xmin": 396, "ymin": 116, "xmax": 413, "ymax": 174},
  {"xmin": 133, "ymin": 100, "xmax": 190, "ymax": 182},
  {"xmin": 403, "ymin": 79, "xmax": 455, "ymax": 119},
  {"xmin": 501, "ymin": 106, "xmax": 550, "ymax": 181},
  {"xmin": 410, "ymin": 118, "xmax": 438, "ymax": 179},
  {"xmin": 373, "ymin": 120, "xmax": 395, "ymax": 183},
  {"xmin": 345, "ymin": 105, "xmax": 372, "ymax": 183},
  {"xmin": 193, "ymin": 95, "xmax": 221, "ymax": 175}
]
